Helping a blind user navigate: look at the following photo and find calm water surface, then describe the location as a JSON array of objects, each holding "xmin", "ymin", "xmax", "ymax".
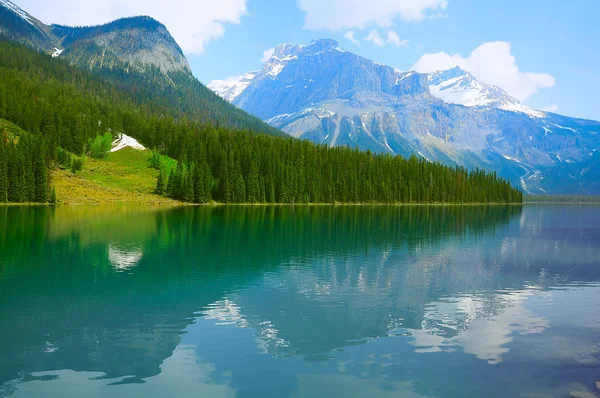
[{"xmin": 0, "ymin": 205, "xmax": 599, "ymax": 398}]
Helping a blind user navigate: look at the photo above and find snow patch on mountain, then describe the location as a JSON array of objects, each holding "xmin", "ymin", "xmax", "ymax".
[
  {"xmin": 428, "ymin": 66, "xmax": 544, "ymax": 118},
  {"xmin": 0, "ymin": 0, "xmax": 33, "ymax": 25},
  {"xmin": 208, "ymin": 72, "xmax": 258, "ymax": 102},
  {"xmin": 552, "ymin": 123, "xmax": 577, "ymax": 133},
  {"xmin": 498, "ymin": 102, "xmax": 544, "ymax": 118},
  {"xmin": 52, "ymin": 48, "xmax": 63, "ymax": 58},
  {"xmin": 111, "ymin": 134, "xmax": 146, "ymax": 152},
  {"xmin": 208, "ymin": 40, "xmax": 352, "ymax": 103}
]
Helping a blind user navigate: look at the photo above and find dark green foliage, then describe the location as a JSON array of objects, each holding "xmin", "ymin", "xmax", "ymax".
[
  {"xmin": 0, "ymin": 136, "xmax": 7, "ymax": 202},
  {"xmin": 49, "ymin": 186, "xmax": 57, "ymax": 204},
  {"xmin": 0, "ymin": 38, "xmax": 522, "ymax": 204},
  {"xmin": 0, "ymin": 132, "xmax": 50, "ymax": 203},
  {"xmin": 156, "ymin": 130, "xmax": 522, "ymax": 204},
  {"xmin": 33, "ymin": 155, "xmax": 47, "ymax": 202},
  {"xmin": 71, "ymin": 158, "xmax": 84, "ymax": 174},
  {"xmin": 155, "ymin": 169, "xmax": 166, "ymax": 194},
  {"xmin": 57, "ymin": 147, "xmax": 73, "ymax": 168}
]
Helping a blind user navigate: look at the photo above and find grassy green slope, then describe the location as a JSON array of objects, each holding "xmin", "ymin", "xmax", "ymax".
[{"xmin": 52, "ymin": 148, "xmax": 178, "ymax": 205}]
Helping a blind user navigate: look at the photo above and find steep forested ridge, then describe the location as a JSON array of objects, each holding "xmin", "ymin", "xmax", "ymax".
[{"xmin": 0, "ymin": 38, "xmax": 521, "ymax": 204}]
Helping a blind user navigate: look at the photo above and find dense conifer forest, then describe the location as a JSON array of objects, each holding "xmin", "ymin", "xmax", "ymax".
[{"xmin": 0, "ymin": 38, "xmax": 522, "ymax": 204}]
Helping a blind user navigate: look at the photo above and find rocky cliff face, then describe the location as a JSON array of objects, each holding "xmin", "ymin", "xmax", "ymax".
[
  {"xmin": 0, "ymin": 1, "xmax": 189, "ymax": 74},
  {"xmin": 52, "ymin": 17, "xmax": 190, "ymax": 73},
  {"xmin": 0, "ymin": 0, "xmax": 55, "ymax": 52},
  {"xmin": 209, "ymin": 40, "xmax": 600, "ymax": 195}
]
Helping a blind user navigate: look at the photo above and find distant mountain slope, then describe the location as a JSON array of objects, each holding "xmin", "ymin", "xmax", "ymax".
[
  {"xmin": 427, "ymin": 66, "xmax": 543, "ymax": 117},
  {"xmin": 0, "ymin": 0, "xmax": 55, "ymax": 52},
  {"xmin": 0, "ymin": 0, "xmax": 282, "ymax": 137},
  {"xmin": 209, "ymin": 39, "xmax": 600, "ymax": 194},
  {"xmin": 51, "ymin": 16, "xmax": 191, "ymax": 74}
]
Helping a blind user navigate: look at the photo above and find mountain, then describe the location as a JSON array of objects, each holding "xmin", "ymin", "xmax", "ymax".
[
  {"xmin": 0, "ymin": 37, "xmax": 520, "ymax": 205},
  {"xmin": 209, "ymin": 39, "xmax": 600, "ymax": 194},
  {"xmin": 0, "ymin": 0, "xmax": 283, "ymax": 138},
  {"xmin": 427, "ymin": 66, "xmax": 543, "ymax": 117},
  {"xmin": 0, "ymin": 1, "xmax": 188, "ymax": 73},
  {"xmin": 0, "ymin": 0, "xmax": 55, "ymax": 52},
  {"xmin": 52, "ymin": 16, "xmax": 191, "ymax": 73}
]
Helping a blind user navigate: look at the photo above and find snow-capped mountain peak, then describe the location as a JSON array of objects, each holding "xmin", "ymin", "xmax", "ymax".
[
  {"xmin": 428, "ymin": 66, "xmax": 544, "ymax": 117},
  {"xmin": 208, "ymin": 42, "xmax": 320, "ymax": 102},
  {"xmin": 208, "ymin": 72, "xmax": 259, "ymax": 102},
  {"xmin": 209, "ymin": 41, "xmax": 545, "ymax": 119}
]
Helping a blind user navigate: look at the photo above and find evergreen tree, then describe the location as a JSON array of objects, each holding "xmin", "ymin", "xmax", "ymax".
[
  {"xmin": 166, "ymin": 170, "xmax": 175, "ymax": 198},
  {"xmin": 50, "ymin": 186, "xmax": 57, "ymax": 204},
  {"xmin": 246, "ymin": 161, "xmax": 260, "ymax": 203},
  {"xmin": 0, "ymin": 142, "xmax": 7, "ymax": 202},
  {"xmin": 34, "ymin": 156, "xmax": 47, "ymax": 202},
  {"xmin": 155, "ymin": 169, "xmax": 166, "ymax": 194},
  {"xmin": 235, "ymin": 173, "xmax": 246, "ymax": 203}
]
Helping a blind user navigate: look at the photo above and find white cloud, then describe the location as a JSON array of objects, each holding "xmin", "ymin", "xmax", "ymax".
[
  {"xmin": 386, "ymin": 31, "xmax": 409, "ymax": 47},
  {"xmin": 261, "ymin": 48, "xmax": 275, "ymax": 63},
  {"xmin": 540, "ymin": 104, "xmax": 559, "ymax": 112},
  {"xmin": 365, "ymin": 30, "xmax": 409, "ymax": 47},
  {"xmin": 365, "ymin": 30, "xmax": 384, "ymax": 46},
  {"xmin": 15, "ymin": 0, "xmax": 248, "ymax": 54},
  {"xmin": 297, "ymin": 0, "xmax": 448, "ymax": 31},
  {"xmin": 411, "ymin": 41, "xmax": 555, "ymax": 102},
  {"xmin": 344, "ymin": 30, "xmax": 360, "ymax": 46}
]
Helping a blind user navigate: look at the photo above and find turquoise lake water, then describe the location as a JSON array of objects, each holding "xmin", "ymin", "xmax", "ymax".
[{"xmin": 0, "ymin": 205, "xmax": 599, "ymax": 397}]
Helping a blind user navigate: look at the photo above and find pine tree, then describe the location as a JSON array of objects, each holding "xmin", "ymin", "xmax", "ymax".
[
  {"xmin": 7, "ymin": 147, "xmax": 26, "ymax": 202},
  {"xmin": 166, "ymin": 170, "xmax": 175, "ymax": 198},
  {"xmin": 34, "ymin": 156, "xmax": 47, "ymax": 202},
  {"xmin": 156, "ymin": 169, "xmax": 166, "ymax": 194},
  {"xmin": 246, "ymin": 161, "xmax": 260, "ymax": 203},
  {"xmin": 50, "ymin": 186, "xmax": 57, "ymax": 204},
  {"xmin": 235, "ymin": 173, "xmax": 246, "ymax": 203},
  {"xmin": 0, "ymin": 142, "xmax": 7, "ymax": 202},
  {"xmin": 184, "ymin": 172, "xmax": 194, "ymax": 202}
]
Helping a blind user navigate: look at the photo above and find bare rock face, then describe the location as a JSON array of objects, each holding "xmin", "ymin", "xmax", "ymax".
[
  {"xmin": 52, "ymin": 17, "xmax": 191, "ymax": 74},
  {"xmin": 0, "ymin": 1, "xmax": 190, "ymax": 74},
  {"xmin": 0, "ymin": 0, "xmax": 55, "ymax": 52}
]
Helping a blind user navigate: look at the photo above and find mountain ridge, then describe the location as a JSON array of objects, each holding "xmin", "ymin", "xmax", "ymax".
[
  {"xmin": 0, "ymin": 0, "xmax": 283, "ymax": 137},
  {"xmin": 0, "ymin": 0, "xmax": 191, "ymax": 74},
  {"xmin": 208, "ymin": 39, "xmax": 600, "ymax": 194}
]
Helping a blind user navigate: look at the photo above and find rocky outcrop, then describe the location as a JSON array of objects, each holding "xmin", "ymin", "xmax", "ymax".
[
  {"xmin": 52, "ymin": 17, "xmax": 190, "ymax": 73},
  {"xmin": 0, "ymin": 1, "xmax": 190, "ymax": 74}
]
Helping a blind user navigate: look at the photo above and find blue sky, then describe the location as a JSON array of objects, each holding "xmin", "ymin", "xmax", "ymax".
[{"xmin": 16, "ymin": 0, "xmax": 600, "ymax": 120}]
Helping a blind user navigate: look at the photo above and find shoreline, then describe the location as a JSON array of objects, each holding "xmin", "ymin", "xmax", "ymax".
[{"xmin": 1, "ymin": 201, "xmax": 528, "ymax": 207}]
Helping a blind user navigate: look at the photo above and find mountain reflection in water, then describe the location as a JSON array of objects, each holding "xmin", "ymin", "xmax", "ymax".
[{"xmin": 1, "ymin": 205, "xmax": 599, "ymax": 398}]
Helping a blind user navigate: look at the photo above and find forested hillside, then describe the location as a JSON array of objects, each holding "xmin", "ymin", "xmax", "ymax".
[
  {"xmin": 153, "ymin": 130, "xmax": 522, "ymax": 204},
  {"xmin": 0, "ymin": 38, "xmax": 522, "ymax": 204}
]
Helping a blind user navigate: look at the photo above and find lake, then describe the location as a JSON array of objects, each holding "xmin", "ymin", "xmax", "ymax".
[{"xmin": 0, "ymin": 205, "xmax": 599, "ymax": 398}]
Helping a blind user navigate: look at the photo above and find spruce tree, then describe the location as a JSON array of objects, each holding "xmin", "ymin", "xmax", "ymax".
[
  {"xmin": 166, "ymin": 170, "xmax": 175, "ymax": 198},
  {"xmin": 235, "ymin": 174, "xmax": 246, "ymax": 203},
  {"xmin": 246, "ymin": 161, "xmax": 260, "ymax": 203},
  {"xmin": 0, "ymin": 143, "xmax": 7, "ymax": 202},
  {"xmin": 156, "ymin": 169, "xmax": 166, "ymax": 194},
  {"xmin": 34, "ymin": 156, "xmax": 47, "ymax": 202},
  {"xmin": 50, "ymin": 186, "xmax": 57, "ymax": 204}
]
